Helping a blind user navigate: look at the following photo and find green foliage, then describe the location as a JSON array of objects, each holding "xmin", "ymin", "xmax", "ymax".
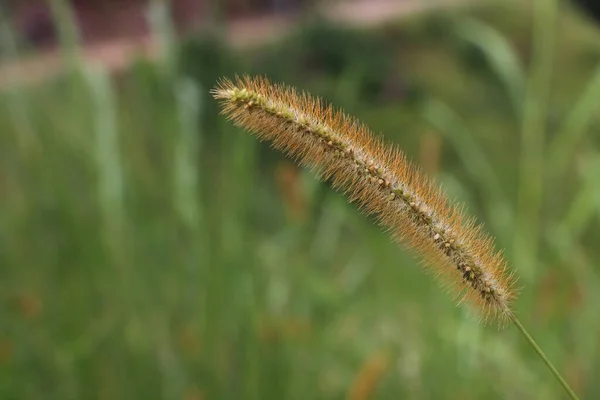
[
  {"xmin": 254, "ymin": 20, "xmax": 396, "ymax": 104},
  {"xmin": 1, "ymin": 2, "xmax": 600, "ymax": 399}
]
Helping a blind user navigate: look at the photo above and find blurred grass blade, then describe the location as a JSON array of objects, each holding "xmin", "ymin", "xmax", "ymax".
[
  {"xmin": 0, "ymin": 11, "xmax": 34, "ymax": 148},
  {"xmin": 147, "ymin": 0, "xmax": 178, "ymax": 77},
  {"xmin": 455, "ymin": 18, "xmax": 525, "ymax": 116},
  {"xmin": 547, "ymin": 64, "xmax": 600, "ymax": 178},
  {"xmin": 174, "ymin": 77, "xmax": 202, "ymax": 229},
  {"xmin": 49, "ymin": 0, "xmax": 81, "ymax": 67},
  {"xmin": 422, "ymin": 98, "xmax": 513, "ymax": 246},
  {"xmin": 514, "ymin": 0, "xmax": 558, "ymax": 280},
  {"xmin": 559, "ymin": 154, "xmax": 600, "ymax": 239},
  {"xmin": 84, "ymin": 65, "xmax": 124, "ymax": 245},
  {"xmin": 543, "ymin": 231, "xmax": 600, "ymax": 380}
]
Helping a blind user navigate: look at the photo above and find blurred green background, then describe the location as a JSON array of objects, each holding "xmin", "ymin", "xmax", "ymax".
[{"xmin": 1, "ymin": 0, "xmax": 600, "ymax": 399}]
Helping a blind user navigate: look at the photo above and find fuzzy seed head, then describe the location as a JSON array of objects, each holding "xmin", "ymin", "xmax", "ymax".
[{"xmin": 211, "ymin": 75, "xmax": 517, "ymax": 324}]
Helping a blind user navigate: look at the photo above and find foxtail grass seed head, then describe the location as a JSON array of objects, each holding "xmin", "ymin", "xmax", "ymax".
[{"xmin": 211, "ymin": 75, "xmax": 517, "ymax": 324}]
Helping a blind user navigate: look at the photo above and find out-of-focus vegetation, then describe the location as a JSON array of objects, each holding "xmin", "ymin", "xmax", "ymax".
[{"xmin": 1, "ymin": 1, "xmax": 600, "ymax": 399}]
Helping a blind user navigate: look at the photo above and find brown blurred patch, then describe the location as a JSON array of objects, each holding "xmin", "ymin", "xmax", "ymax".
[
  {"xmin": 182, "ymin": 386, "xmax": 204, "ymax": 400},
  {"xmin": 258, "ymin": 315, "xmax": 312, "ymax": 343},
  {"xmin": 346, "ymin": 351, "xmax": 390, "ymax": 400},
  {"xmin": 0, "ymin": 337, "xmax": 13, "ymax": 365},
  {"xmin": 178, "ymin": 324, "xmax": 202, "ymax": 357},
  {"xmin": 14, "ymin": 291, "xmax": 43, "ymax": 319},
  {"xmin": 565, "ymin": 356, "xmax": 585, "ymax": 396},
  {"xmin": 280, "ymin": 316, "xmax": 312, "ymax": 340},
  {"xmin": 452, "ymin": 391, "xmax": 472, "ymax": 400},
  {"xmin": 0, "ymin": 169, "xmax": 8, "ymax": 195},
  {"xmin": 275, "ymin": 161, "xmax": 307, "ymax": 222},
  {"xmin": 567, "ymin": 281, "xmax": 584, "ymax": 313},
  {"xmin": 419, "ymin": 130, "xmax": 442, "ymax": 176},
  {"xmin": 257, "ymin": 315, "xmax": 279, "ymax": 343},
  {"xmin": 535, "ymin": 269, "xmax": 560, "ymax": 325}
]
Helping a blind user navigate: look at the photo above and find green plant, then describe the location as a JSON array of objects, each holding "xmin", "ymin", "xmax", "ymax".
[{"xmin": 212, "ymin": 75, "xmax": 579, "ymax": 399}]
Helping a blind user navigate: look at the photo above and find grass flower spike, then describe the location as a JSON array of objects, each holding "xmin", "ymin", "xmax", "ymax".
[
  {"xmin": 212, "ymin": 75, "xmax": 515, "ymax": 322},
  {"xmin": 212, "ymin": 75, "xmax": 579, "ymax": 400}
]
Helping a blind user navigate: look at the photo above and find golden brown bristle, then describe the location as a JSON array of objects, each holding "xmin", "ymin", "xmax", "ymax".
[{"xmin": 211, "ymin": 75, "xmax": 517, "ymax": 323}]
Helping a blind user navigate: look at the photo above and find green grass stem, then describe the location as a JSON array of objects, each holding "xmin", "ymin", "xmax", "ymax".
[{"xmin": 509, "ymin": 313, "xmax": 580, "ymax": 400}]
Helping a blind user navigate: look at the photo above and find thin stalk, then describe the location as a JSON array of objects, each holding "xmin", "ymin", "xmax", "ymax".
[
  {"xmin": 147, "ymin": 0, "xmax": 178, "ymax": 78},
  {"xmin": 508, "ymin": 313, "xmax": 579, "ymax": 400},
  {"xmin": 48, "ymin": 0, "xmax": 80, "ymax": 68},
  {"xmin": 514, "ymin": 0, "xmax": 558, "ymax": 280},
  {"xmin": 0, "ymin": 10, "xmax": 34, "ymax": 148},
  {"xmin": 547, "ymin": 65, "xmax": 600, "ymax": 179}
]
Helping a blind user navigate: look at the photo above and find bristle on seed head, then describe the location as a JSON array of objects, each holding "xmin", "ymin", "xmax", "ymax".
[{"xmin": 211, "ymin": 75, "xmax": 517, "ymax": 324}]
